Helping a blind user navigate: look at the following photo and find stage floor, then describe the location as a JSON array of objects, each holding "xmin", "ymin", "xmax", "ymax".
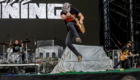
[{"xmin": 0, "ymin": 68, "xmax": 140, "ymax": 80}]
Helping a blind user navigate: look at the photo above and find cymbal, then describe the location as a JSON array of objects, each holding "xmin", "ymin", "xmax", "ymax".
[
  {"xmin": 6, "ymin": 44, "xmax": 15, "ymax": 48},
  {"xmin": 0, "ymin": 42, "xmax": 8, "ymax": 45},
  {"xmin": 27, "ymin": 49, "xmax": 34, "ymax": 52},
  {"xmin": 22, "ymin": 40, "xmax": 31, "ymax": 43}
]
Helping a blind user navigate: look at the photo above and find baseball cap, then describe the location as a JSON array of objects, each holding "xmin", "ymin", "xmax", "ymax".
[
  {"xmin": 62, "ymin": 2, "xmax": 71, "ymax": 12},
  {"xmin": 127, "ymin": 41, "xmax": 132, "ymax": 44}
]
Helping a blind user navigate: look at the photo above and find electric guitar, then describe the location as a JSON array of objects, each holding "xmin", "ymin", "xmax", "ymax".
[
  {"xmin": 62, "ymin": 9, "xmax": 85, "ymax": 34},
  {"xmin": 120, "ymin": 50, "xmax": 139, "ymax": 61}
]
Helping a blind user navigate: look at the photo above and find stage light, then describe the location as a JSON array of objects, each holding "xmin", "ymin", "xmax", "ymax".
[{"xmin": 37, "ymin": 61, "xmax": 39, "ymax": 64}]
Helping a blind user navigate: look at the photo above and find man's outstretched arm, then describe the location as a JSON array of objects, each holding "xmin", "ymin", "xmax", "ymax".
[{"xmin": 78, "ymin": 13, "xmax": 84, "ymax": 24}]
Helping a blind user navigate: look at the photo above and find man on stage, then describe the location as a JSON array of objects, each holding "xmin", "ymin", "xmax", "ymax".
[
  {"xmin": 60, "ymin": 2, "xmax": 84, "ymax": 62},
  {"xmin": 11, "ymin": 39, "xmax": 23, "ymax": 63},
  {"xmin": 114, "ymin": 41, "xmax": 135, "ymax": 69},
  {"xmin": 10, "ymin": 39, "xmax": 23, "ymax": 74},
  {"xmin": 13, "ymin": 39, "xmax": 23, "ymax": 53}
]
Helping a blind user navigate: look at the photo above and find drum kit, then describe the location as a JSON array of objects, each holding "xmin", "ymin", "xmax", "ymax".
[{"xmin": 0, "ymin": 40, "xmax": 32, "ymax": 63}]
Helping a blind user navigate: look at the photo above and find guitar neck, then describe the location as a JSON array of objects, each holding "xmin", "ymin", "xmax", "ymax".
[
  {"xmin": 127, "ymin": 56, "xmax": 133, "ymax": 57},
  {"xmin": 127, "ymin": 55, "xmax": 136, "ymax": 57},
  {"xmin": 62, "ymin": 10, "xmax": 78, "ymax": 22},
  {"xmin": 70, "ymin": 14, "xmax": 77, "ymax": 21}
]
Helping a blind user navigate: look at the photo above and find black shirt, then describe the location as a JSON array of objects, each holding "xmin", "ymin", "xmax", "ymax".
[
  {"xmin": 61, "ymin": 7, "xmax": 80, "ymax": 23},
  {"xmin": 121, "ymin": 45, "xmax": 132, "ymax": 54},
  {"xmin": 13, "ymin": 44, "xmax": 21, "ymax": 52},
  {"xmin": 60, "ymin": 7, "xmax": 80, "ymax": 32}
]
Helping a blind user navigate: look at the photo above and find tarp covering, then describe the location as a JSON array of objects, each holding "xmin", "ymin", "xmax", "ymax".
[{"xmin": 51, "ymin": 44, "xmax": 112, "ymax": 73}]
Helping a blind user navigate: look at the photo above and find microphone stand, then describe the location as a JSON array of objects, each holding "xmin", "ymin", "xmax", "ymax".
[
  {"xmin": 33, "ymin": 36, "xmax": 37, "ymax": 73},
  {"xmin": 29, "ymin": 33, "xmax": 33, "ymax": 53},
  {"xmin": 110, "ymin": 38, "xmax": 120, "ymax": 49},
  {"xmin": 3, "ymin": 35, "xmax": 9, "ymax": 63},
  {"xmin": 4, "ymin": 35, "xmax": 9, "ymax": 43},
  {"xmin": 33, "ymin": 36, "xmax": 36, "ymax": 60},
  {"xmin": 33, "ymin": 36, "xmax": 36, "ymax": 51},
  {"xmin": 28, "ymin": 33, "xmax": 33, "ymax": 63},
  {"xmin": 25, "ymin": 33, "xmax": 31, "ymax": 63}
]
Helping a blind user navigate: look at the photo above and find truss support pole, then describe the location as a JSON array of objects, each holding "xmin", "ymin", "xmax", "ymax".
[
  {"xmin": 103, "ymin": 0, "xmax": 110, "ymax": 51},
  {"xmin": 130, "ymin": 0, "xmax": 134, "ymax": 52}
]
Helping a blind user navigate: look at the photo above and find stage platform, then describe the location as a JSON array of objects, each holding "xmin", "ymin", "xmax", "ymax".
[{"xmin": 0, "ymin": 68, "xmax": 140, "ymax": 80}]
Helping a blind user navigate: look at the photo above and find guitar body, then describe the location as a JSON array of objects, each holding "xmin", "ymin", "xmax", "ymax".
[
  {"xmin": 75, "ymin": 18, "xmax": 85, "ymax": 33},
  {"xmin": 120, "ymin": 54, "xmax": 128, "ymax": 61},
  {"xmin": 120, "ymin": 50, "xmax": 129, "ymax": 61}
]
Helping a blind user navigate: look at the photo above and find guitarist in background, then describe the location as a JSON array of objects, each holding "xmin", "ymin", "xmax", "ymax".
[
  {"xmin": 114, "ymin": 41, "xmax": 135, "ymax": 69},
  {"xmin": 60, "ymin": 2, "xmax": 84, "ymax": 62}
]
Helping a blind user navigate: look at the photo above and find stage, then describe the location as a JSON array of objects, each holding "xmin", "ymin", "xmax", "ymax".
[
  {"xmin": 0, "ymin": 0, "xmax": 139, "ymax": 80},
  {"xmin": 0, "ymin": 68, "xmax": 139, "ymax": 80}
]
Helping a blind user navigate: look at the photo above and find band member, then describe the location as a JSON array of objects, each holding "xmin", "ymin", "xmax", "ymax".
[
  {"xmin": 60, "ymin": 2, "xmax": 84, "ymax": 62},
  {"xmin": 13, "ymin": 39, "xmax": 23, "ymax": 52},
  {"xmin": 114, "ymin": 41, "xmax": 135, "ymax": 69},
  {"xmin": 10, "ymin": 39, "xmax": 24, "ymax": 74}
]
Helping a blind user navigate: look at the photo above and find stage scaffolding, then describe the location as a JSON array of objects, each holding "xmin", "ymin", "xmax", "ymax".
[
  {"xmin": 103, "ymin": 0, "xmax": 110, "ymax": 51},
  {"xmin": 103, "ymin": 0, "xmax": 135, "ymax": 51}
]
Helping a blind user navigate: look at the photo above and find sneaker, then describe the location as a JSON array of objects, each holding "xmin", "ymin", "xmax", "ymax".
[{"xmin": 75, "ymin": 37, "xmax": 82, "ymax": 43}]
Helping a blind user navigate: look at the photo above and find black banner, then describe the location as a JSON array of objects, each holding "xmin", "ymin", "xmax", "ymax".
[{"xmin": 0, "ymin": 0, "xmax": 100, "ymax": 53}]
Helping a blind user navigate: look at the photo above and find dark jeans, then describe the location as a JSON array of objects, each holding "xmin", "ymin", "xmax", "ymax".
[
  {"xmin": 114, "ymin": 59, "xmax": 131, "ymax": 69},
  {"xmin": 65, "ymin": 22, "xmax": 81, "ymax": 57}
]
